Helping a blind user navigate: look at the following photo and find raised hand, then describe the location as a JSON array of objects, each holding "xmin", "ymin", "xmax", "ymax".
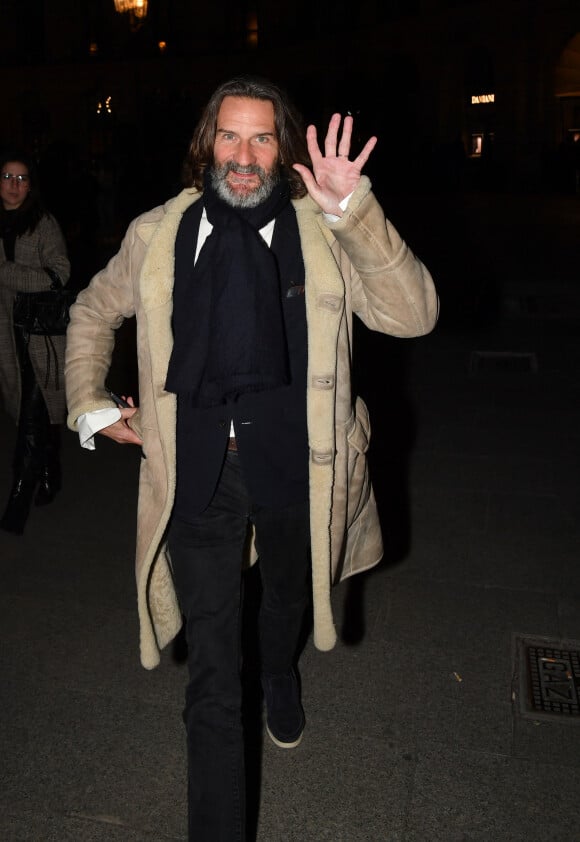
[{"xmin": 293, "ymin": 113, "xmax": 377, "ymax": 216}]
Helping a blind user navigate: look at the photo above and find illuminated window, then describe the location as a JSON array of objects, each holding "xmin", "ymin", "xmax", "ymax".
[
  {"xmin": 471, "ymin": 134, "xmax": 483, "ymax": 156},
  {"xmin": 471, "ymin": 93, "xmax": 495, "ymax": 105}
]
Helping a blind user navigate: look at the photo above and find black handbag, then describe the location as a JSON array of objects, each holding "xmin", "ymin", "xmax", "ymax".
[{"xmin": 13, "ymin": 268, "xmax": 76, "ymax": 336}]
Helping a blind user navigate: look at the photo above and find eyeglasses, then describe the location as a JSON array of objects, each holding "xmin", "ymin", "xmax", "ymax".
[{"xmin": 1, "ymin": 173, "xmax": 30, "ymax": 184}]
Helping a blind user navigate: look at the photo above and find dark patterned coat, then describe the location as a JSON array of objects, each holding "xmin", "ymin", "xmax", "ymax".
[{"xmin": 0, "ymin": 213, "xmax": 70, "ymax": 424}]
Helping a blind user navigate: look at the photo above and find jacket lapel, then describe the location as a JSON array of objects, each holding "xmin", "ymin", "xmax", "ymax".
[{"xmin": 137, "ymin": 189, "xmax": 201, "ymax": 388}]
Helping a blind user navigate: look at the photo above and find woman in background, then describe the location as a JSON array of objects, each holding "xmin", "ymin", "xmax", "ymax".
[{"xmin": 0, "ymin": 154, "xmax": 70, "ymax": 534}]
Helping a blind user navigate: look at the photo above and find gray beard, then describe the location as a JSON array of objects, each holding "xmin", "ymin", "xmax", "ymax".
[{"xmin": 209, "ymin": 161, "xmax": 280, "ymax": 208}]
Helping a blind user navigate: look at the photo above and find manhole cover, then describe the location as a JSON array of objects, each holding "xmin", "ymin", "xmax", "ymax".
[{"xmin": 514, "ymin": 635, "xmax": 580, "ymax": 722}]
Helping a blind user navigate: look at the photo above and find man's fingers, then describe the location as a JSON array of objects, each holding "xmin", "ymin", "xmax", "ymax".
[
  {"xmin": 305, "ymin": 124, "xmax": 322, "ymax": 163},
  {"xmin": 324, "ymin": 114, "xmax": 342, "ymax": 158},
  {"xmin": 292, "ymin": 163, "xmax": 319, "ymax": 197},
  {"xmin": 353, "ymin": 136, "xmax": 378, "ymax": 169},
  {"xmin": 337, "ymin": 115, "xmax": 353, "ymax": 157},
  {"xmin": 119, "ymin": 405, "xmax": 137, "ymax": 420},
  {"xmin": 99, "ymin": 413, "xmax": 143, "ymax": 446}
]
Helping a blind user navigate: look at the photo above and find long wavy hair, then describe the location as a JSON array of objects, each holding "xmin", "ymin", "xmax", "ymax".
[
  {"xmin": 0, "ymin": 152, "xmax": 46, "ymax": 236},
  {"xmin": 183, "ymin": 76, "xmax": 311, "ymax": 199}
]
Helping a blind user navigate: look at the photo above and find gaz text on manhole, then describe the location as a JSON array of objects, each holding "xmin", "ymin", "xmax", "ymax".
[
  {"xmin": 514, "ymin": 635, "xmax": 580, "ymax": 722},
  {"xmin": 527, "ymin": 646, "xmax": 580, "ymax": 716}
]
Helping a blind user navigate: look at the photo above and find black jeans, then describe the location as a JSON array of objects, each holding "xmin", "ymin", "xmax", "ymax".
[{"xmin": 168, "ymin": 452, "xmax": 310, "ymax": 842}]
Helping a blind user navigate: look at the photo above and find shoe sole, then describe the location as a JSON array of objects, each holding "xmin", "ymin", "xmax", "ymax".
[{"xmin": 266, "ymin": 725, "xmax": 304, "ymax": 749}]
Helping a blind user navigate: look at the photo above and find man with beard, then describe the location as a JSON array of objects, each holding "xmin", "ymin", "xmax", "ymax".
[{"xmin": 65, "ymin": 76, "xmax": 438, "ymax": 841}]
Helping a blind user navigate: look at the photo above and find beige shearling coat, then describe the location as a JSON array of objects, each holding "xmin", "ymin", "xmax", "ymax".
[
  {"xmin": 65, "ymin": 176, "xmax": 438, "ymax": 669},
  {"xmin": 0, "ymin": 213, "xmax": 70, "ymax": 424}
]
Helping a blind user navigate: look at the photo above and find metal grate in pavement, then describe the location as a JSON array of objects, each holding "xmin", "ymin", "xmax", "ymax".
[
  {"xmin": 469, "ymin": 350, "xmax": 538, "ymax": 374},
  {"xmin": 514, "ymin": 635, "xmax": 580, "ymax": 722}
]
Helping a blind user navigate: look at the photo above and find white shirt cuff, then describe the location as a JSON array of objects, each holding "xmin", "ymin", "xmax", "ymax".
[
  {"xmin": 78, "ymin": 407, "xmax": 122, "ymax": 450},
  {"xmin": 323, "ymin": 191, "xmax": 355, "ymax": 223}
]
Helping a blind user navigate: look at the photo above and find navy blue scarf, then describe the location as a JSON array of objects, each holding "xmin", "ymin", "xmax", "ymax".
[{"xmin": 166, "ymin": 172, "xmax": 292, "ymax": 408}]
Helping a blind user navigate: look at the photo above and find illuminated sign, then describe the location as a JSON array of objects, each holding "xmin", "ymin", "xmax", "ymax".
[{"xmin": 471, "ymin": 94, "xmax": 495, "ymax": 105}]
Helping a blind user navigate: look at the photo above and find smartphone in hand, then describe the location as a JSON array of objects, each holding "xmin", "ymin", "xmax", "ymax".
[
  {"xmin": 107, "ymin": 389, "xmax": 131, "ymax": 408},
  {"xmin": 106, "ymin": 388, "xmax": 145, "ymax": 457}
]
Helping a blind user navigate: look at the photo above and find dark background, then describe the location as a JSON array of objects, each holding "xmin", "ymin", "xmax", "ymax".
[{"xmin": 2, "ymin": 0, "xmax": 580, "ymax": 277}]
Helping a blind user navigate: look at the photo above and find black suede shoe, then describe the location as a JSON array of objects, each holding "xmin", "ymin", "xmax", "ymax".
[{"xmin": 261, "ymin": 669, "xmax": 305, "ymax": 749}]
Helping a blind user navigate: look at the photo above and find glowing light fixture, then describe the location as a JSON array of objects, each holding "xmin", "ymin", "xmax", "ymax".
[
  {"xmin": 246, "ymin": 11, "xmax": 258, "ymax": 48},
  {"xmin": 97, "ymin": 96, "xmax": 113, "ymax": 116},
  {"xmin": 113, "ymin": 0, "xmax": 148, "ymax": 20}
]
